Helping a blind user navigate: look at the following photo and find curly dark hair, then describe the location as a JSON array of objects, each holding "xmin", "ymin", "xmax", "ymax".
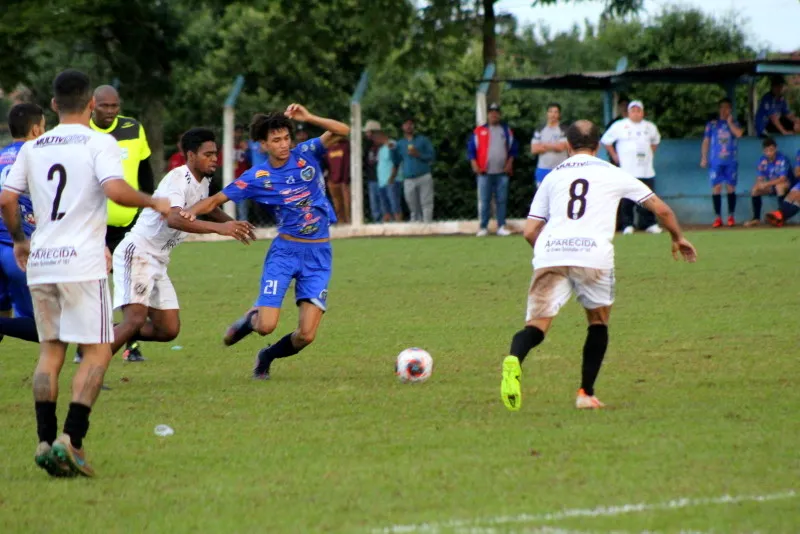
[{"xmin": 249, "ymin": 112, "xmax": 294, "ymax": 142}]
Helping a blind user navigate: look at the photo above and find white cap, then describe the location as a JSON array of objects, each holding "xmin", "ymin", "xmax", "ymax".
[
  {"xmin": 628, "ymin": 100, "xmax": 644, "ymax": 111},
  {"xmin": 363, "ymin": 120, "xmax": 382, "ymax": 132}
]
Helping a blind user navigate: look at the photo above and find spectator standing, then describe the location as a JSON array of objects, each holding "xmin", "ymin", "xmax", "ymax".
[
  {"xmin": 467, "ymin": 102, "xmax": 517, "ymax": 236},
  {"xmin": 167, "ymin": 134, "xmax": 186, "ymax": 171},
  {"xmin": 234, "ymin": 124, "xmax": 252, "ymax": 221},
  {"xmin": 755, "ymin": 76, "xmax": 800, "ymax": 136},
  {"xmin": 325, "ymin": 137, "xmax": 351, "ymax": 224},
  {"xmin": 392, "ymin": 118, "xmax": 435, "ymax": 223},
  {"xmin": 364, "ymin": 120, "xmax": 383, "ymax": 222},
  {"xmin": 700, "ymin": 98, "xmax": 743, "ymax": 227},
  {"xmin": 375, "ymin": 128, "xmax": 403, "ymax": 222},
  {"xmin": 293, "ymin": 123, "xmax": 310, "ymax": 147},
  {"xmin": 604, "ymin": 95, "xmax": 630, "ymax": 133},
  {"xmin": 744, "ymin": 137, "xmax": 793, "ymax": 226},
  {"xmin": 601, "ymin": 100, "xmax": 662, "ymax": 235},
  {"xmin": 530, "ymin": 103, "xmax": 568, "ymax": 187}
]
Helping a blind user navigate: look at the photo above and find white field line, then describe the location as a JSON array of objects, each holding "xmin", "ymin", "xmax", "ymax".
[{"xmin": 373, "ymin": 490, "xmax": 797, "ymax": 534}]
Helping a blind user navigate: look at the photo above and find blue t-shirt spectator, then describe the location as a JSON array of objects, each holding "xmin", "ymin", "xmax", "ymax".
[
  {"xmin": 755, "ymin": 93, "xmax": 791, "ymax": 135},
  {"xmin": 247, "ymin": 140, "xmax": 269, "ymax": 168},
  {"xmin": 377, "ymin": 141, "xmax": 400, "ymax": 186},
  {"xmin": 393, "ymin": 135, "xmax": 435, "ymax": 179}
]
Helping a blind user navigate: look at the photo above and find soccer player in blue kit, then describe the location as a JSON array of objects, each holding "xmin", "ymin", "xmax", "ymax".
[
  {"xmin": 0, "ymin": 103, "xmax": 46, "ymax": 343},
  {"xmin": 188, "ymin": 104, "xmax": 349, "ymax": 379},
  {"xmin": 700, "ymin": 98, "xmax": 743, "ymax": 227}
]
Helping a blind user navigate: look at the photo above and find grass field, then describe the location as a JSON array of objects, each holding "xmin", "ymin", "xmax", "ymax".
[{"xmin": 1, "ymin": 229, "xmax": 798, "ymax": 533}]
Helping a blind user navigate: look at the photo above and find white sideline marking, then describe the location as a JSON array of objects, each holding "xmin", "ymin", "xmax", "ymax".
[{"xmin": 373, "ymin": 490, "xmax": 796, "ymax": 533}]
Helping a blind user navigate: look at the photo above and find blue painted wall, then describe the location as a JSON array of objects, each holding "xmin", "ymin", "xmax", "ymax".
[{"xmin": 601, "ymin": 135, "xmax": 800, "ymax": 224}]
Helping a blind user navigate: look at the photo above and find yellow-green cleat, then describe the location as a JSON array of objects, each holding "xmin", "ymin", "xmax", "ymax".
[
  {"xmin": 52, "ymin": 434, "xmax": 95, "ymax": 478},
  {"xmin": 501, "ymin": 355, "xmax": 522, "ymax": 411}
]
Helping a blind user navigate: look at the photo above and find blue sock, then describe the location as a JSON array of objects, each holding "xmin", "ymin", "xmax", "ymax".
[
  {"xmin": 0, "ymin": 317, "xmax": 39, "ymax": 342},
  {"xmin": 781, "ymin": 200, "xmax": 800, "ymax": 220}
]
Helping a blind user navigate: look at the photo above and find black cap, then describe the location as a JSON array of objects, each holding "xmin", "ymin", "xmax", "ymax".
[{"xmin": 488, "ymin": 103, "xmax": 501, "ymax": 111}]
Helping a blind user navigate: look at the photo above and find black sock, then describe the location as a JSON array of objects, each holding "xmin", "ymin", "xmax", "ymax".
[
  {"xmin": 727, "ymin": 193, "xmax": 737, "ymax": 215},
  {"xmin": 752, "ymin": 196, "xmax": 762, "ymax": 220},
  {"xmin": 509, "ymin": 326, "xmax": 545, "ymax": 364},
  {"xmin": 63, "ymin": 402, "xmax": 92, "ymax": 450},
  {"xmin": 581, "ymin": 325, "xmax": 609, "ymax": 396},
  {"xmin": 256, "ymin": 333, "xmax": 301, "ymax": 371},
  {"xmin": 712, "ymin": 194, "xmax": 721, "ymax": 216},
  {"xmin": 35, "ymin": 401, "xmax": 57, "ymax": 444},
  {"xmin": 0, "ymin": 317, "xmax": 39, "ymax": 342}
]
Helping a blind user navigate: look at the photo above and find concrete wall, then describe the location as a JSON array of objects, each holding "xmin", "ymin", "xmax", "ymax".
[{"xmin": 601, "ymin": 135, "xmax": 800, "ymax": 224}]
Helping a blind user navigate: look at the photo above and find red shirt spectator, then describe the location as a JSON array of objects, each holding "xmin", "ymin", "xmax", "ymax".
[{"xmin": 167, "ymin": 150, "xmax": 186, "ymax": 171}]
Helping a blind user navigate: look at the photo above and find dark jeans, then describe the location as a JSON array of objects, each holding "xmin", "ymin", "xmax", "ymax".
[{"xmin": 619, "ymin": 178, "xmax": 656, "ymax": 230}]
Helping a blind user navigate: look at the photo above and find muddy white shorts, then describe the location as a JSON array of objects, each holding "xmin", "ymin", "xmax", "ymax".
[
  {"xmin": 112, "ymin": 237, "xmax": 179, "ymax": 311},
  {"xmin": 30, "ymin": 279, "xmax": 114, "ymax": 344},
  {"xmin": 526, "ymin": 266, "xmax": 615, "ymax": 321}
]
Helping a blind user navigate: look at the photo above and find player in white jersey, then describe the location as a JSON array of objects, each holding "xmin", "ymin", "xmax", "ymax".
[
  {"xmin": 500, "ymin": 120, "xmax": 696, "ymax": 412},
  {"xmin": 0, "ymin": 70, "xmax": 170, "ymax": 477},
  {"xmin": 109, "ymin": 128, "xmax": 254, "ymax": 359}
]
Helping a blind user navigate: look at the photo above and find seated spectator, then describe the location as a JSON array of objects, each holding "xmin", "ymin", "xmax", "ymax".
[
  {"xmin": 755, "ymin": 76, "xmax": 800, "ymax": 136},
  {"xmin": 374, "ymin": 128, "xmax": 403, "ymax": 222},
  {"xmin": 745, "ymin": 137, "xmax": 793, "ymax": 226}
]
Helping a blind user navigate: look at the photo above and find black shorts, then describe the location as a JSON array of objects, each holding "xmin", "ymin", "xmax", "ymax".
[{"xmin": 105, "ymin": 222, "xmax": 135, "ymax": 253}]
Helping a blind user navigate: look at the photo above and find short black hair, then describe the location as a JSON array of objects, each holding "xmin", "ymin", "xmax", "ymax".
[
  {"xmin": 547, "ymin": 102, "xmax": 562, "ymax": 112},
  {"xmin": 250, "ymin": 112, "xmax": 293, "ymax": 142},
  {"xmin": 719, "ymin": 97, "xmax": 732, "ymax": 106},
  {"xmin": 8, "ymin": 103, "xmax": 44, "ymax": 138},
  {"xmin": 52, "ymin": 69, "xmax": 92, "ymax": 114},
  {"xmin": 566, "ymin": 120, "xmax": 600, "ymax": 152},
  {"xmin": 762, "ymin": 136, "xmax": 777, "ymax": 149},
  {"xmin": 770, "ymin": 75, "xmax": 786, "ymax": 86},
  {"xmin": 617, "ymin": 94, "xmax": 630, "ymax": 104},
  {"xmin": 181, "ymin": 128, "xmax": 216, "ymax": 154},
  {"xmin": 235, "ymin": 124, "xmax": 245, "ymax": 131}
]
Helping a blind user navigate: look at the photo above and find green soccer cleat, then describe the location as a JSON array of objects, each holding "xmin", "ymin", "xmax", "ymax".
[
  {"xmin": 51, "ymin": 434, "xmax": 95, "ymax": 477},
  {"xmin": 501, "ymin": 355, "xmax": 522, "ymax": 411},
  {"xmin": 35, "ymin": 442, "xmax": 75, "ymax": 478}
]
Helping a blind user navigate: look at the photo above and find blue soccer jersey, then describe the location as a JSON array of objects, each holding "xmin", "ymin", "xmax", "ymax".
[
  {"xmin": 222, "ymin": 137, "xmax": 335, "ymax": 239},
  {"xmin": 704, "ymin": 119, "xmax": 738, "ymax": 166},
  {"xmin": 0, "ymin": 141, "xmax": 36, "ymax": 246},
  {"xmin": 755, "ymin": 93, "xmax": 790, "ymax": 134},
  {"xmin": 757, "ymin": 152, "xmax": 791, "ymax": 183}
]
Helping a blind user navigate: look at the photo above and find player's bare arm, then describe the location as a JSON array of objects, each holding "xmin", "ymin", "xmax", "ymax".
[
  {"xmin": 700, "ymin": 137, "xmax": 710, "ymax": 167},
  {"xmin": 727, "ymin": 116, "xmax": 744, "ymax": 138},
  {"xmin": 523, "ymin": 218, "xmax": 545, "ymax": 248},
  {"xmin": 284, "ymin": 104, "xmax": 350, "ymax": 148},
  {"xmin": 166, "ymin": 207, "xmax": 255, "ymax": 244},
  {"xmin": 188, "ymin": 191, "xmax": 229, "ymax": 217},
  {"xmin": 0, "ymin": 189, "xmax": 30, "ymax": 270},
  {"xmin": 641, "ymin": 195, "xmax": 697, "ymax": 263},
  {"xmin": 102, "ymin": 179, "xmax": 170, "ymax": 216},
  {"xmin": 206, "ymin": 207, "xmax": 235, "ymax": 223},
  {"xmin": 604, "ymin": 144, "xmax": 619, "ymax": 165}
]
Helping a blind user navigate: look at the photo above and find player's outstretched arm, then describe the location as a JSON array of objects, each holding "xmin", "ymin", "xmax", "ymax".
[
  {"xmin": 523, "ymin": 218, "xmax": 545, "ymax": 248},
  {"xmin": 187, "ymin": 191, "xmax": 231, "ymax": 217},
  {"xmin": 103, "ymin": 180, "xmax": 170, "ymax": 216},
  {"xmin": 167, "ymin": 207, "xmax": 255, "ymax": 244},
  {"xmin": 284, "ymin": 103, "xmax": 350, "ymax": 147},
  {"xmin": 641, "ymin": 195, "xmax": 697, "ymax": 263}
]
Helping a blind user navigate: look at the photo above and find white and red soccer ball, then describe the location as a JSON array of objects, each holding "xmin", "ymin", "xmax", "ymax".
[{"xmin": 395, "ymin": 348, "xmax": 433, "ymax": 383}]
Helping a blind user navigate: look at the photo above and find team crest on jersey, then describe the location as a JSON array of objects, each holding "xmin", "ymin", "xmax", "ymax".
[
  {"xmin": 234, "ymin": 179, "xmax": 247, "ymax": 189},
  {"xmin": 256, "ymin": 170, "xmax": 270, "ymax": 178},
  {"xmin": 319, "ymin": 289, "xmax": 328, "ymax": 300},
  {"xmin": 263, "ymin": 180, "xmax": 273, "ymax": 190},
  {"xmin": 300, "ymin": 166, "xmax": 315, "ymax": 182}
]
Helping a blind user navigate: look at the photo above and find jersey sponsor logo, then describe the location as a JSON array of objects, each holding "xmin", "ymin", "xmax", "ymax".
[
  {"xmin": 23, "ymin": 212, "xmax": 35, "ymax": 226},
  {"xmin": 286, "ymin": 176, "xmax": 296, "ymax": 185},
  {"xmin": 299, "ymin": 223, "xmax": 319, "ymax": 235},
  {"xmin": 255, "ymin": 170, "xmax": 270, "ymax": 178},
  {"xmin": 279, "ymin": 188, "xmax": 294, "ymax": 195},
  {"xmin": 234, "ymin": 179, "xmax": 248, "ymax": 189},
  {"xmin": 295, "ymin": 197, "xmax": 312, "ymax": 208},
  {"xmin": 284, "ymin": 191, "xmax": 310, "ymax": 204},
  {"xmin": 33, "ymin": 135, "xmax": 89, "ymax": 147},
  {"xmin": 120, "ymin": 147, "xmax": 129, "ymax": 160},
  {"xmin": 300, "ymin": 166, "xmax": 315, "ymax": 182},
  {"xmin": 300, "ymin": 144, "xmax": 309, "ymax": 152},
  {"xmin": 297, "ymin": 158, "xmax": 306, "ymax": 167},
  {"xmin": 121, "ymin": 121, "xmax": 135, "ymax": 129},
  {"xmin": 263, "ymin": 180, "xmax": 273, "ymax": 190},
  {"xmin": 28, "ymin": 246, "xmax": 78, "ymax": 267},
  {"xmin": 544, "ymin": 237, "xmax": 598, "ymax": 250},
  {"xmin": 161, "ymin": 238, "xmax": 180, "ymax": 251}
]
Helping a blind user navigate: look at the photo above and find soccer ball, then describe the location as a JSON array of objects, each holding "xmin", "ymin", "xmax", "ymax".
[{"xmin": 395, "ymin": 348, "xmax": 433, "ymax": 383}]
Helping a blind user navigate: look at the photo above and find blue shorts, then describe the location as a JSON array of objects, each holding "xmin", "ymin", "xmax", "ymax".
[
  {"xmin": 256, "ymin": 237, "xmax": 332, "ymax": 311},
  {"xmin": 0, "ymin": 245, "xmax": 33, "ymax": 318},
  {"xmin": 534, "ymin": 168, "xmax": 552, "ymax": 186},
  {"xmin": 709, "ymin": 163, "xmax": 737, "ymax": 187}
]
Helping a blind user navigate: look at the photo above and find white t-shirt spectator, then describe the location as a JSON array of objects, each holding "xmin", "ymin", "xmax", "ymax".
[{"xmin": 600, "ymin": 118, "xmax": 661, "ymax": 179}]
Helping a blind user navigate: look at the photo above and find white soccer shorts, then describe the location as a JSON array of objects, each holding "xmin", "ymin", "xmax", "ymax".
[
  {"xmin": 526, "ymin": 266, "xmax": 615, "ymax": 321},
  {"xmin": 30, "ymin": 280, "xmax": 114, "ymax": 344},
  {"xmin": 113, "ymin": 238, "xmax": 179, "ymax": 311}
]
